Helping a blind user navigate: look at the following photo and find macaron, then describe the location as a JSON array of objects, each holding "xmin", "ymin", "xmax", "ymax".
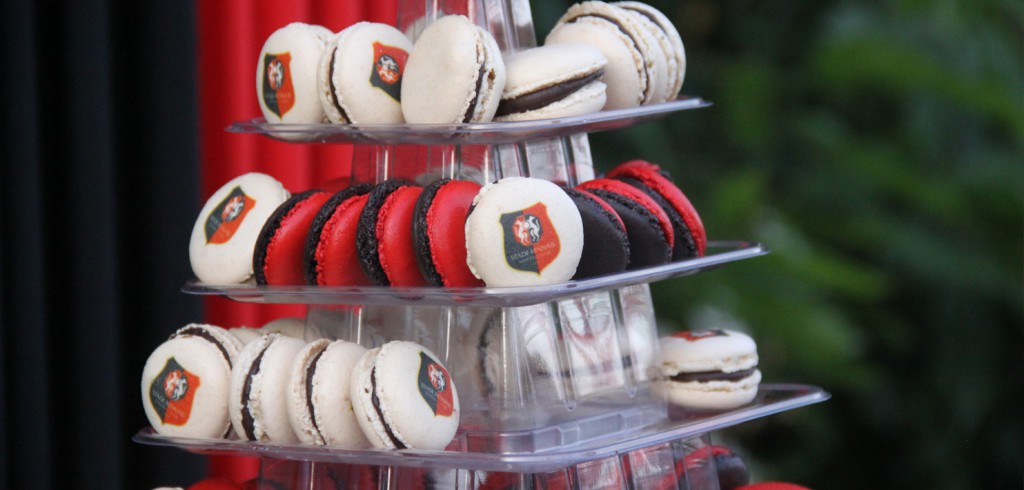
[
  {"xmin": 189, "ymin": 173, "xmax": 290, "ymax": 284},
  {"xmin": 229, "ymin": 333, "xmax": 307, "ymax": 443},
  {"xmin": 351, "ymin": 341, "xmax": 460, "ymax": 450},
  {"xmin": 465, "ymin": 177, "xmax": 584, "ymax": 287},
  {"xmin": 494, "ymin": 43, "xmax": 607, "ymax": 122},
  {"xmin": 260, "ymin": 317, "xmax": 306, "ymax": 339},
  {"xmin": 576, "ymin": 178, "xmax": 674, "ymax": 269},
  {"xmin": 141, "ymin": 324, "xmax": 244, "ymax": 439},
  {"xmin": 257, "ymin": 22, "xmax": 334, "ymax": 124},
  {"xmin": 546, "ymin": 1, "xmax": 662, "ymax": 109},
  {"xmin": 253, "ymin": 190, "xmax": 333, "ymax": 286},
  {"xmin": 304, "ymin": 184, "xmax": 375, "ymax": 286},
  {"xmin": 412, "ymin": 179, "xmax": 484, "ymax": 287},
  {"xmin": 607, "ymin": 160, "xmax": 706, "ymax": 259},
  {"xmin": 655, "ymin": 329, "xmax": 762, "ymax": 411},
  {"xmin": 287, "ymin": 339, "xmax": 370, "ymax": 447},
  {"xmin": 615, "ymin": 1, "xmax": 686, "ymax": 100},
  {"xmin": 317, "ymin": 22, "xmax": 413, "ymax": 124},
  {"xmin": 229, "ymin": 326, "xmax": 262, "ymax": 346},
  {"xmin": 356, "ymin": 180, "xmax": 428, "ymax": 287},
  {"xmin": 563, "ymin": 188, "xmax": 629, "ymax": 279},
  {"xmin": 401, "ymin": 15, "xmax": 507, "ymax": 124}
]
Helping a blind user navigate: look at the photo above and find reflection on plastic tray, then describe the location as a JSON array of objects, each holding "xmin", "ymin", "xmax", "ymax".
[
  {"xmin": 182, "ymin": 240, "xmax": 768, "ymax": 307},
  {"xmin": 133, "ymin": 383, "xmax": 827, "ymax": 473},
  {"xmin": 227, "ymin": 97, "xmax": 710, "ymax": 145}
]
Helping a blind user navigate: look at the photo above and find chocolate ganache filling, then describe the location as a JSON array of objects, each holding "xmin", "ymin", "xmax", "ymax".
[
  {"xmin": 495, "ymin": 69, "xmax": 604, "ymax": 117},
  {"xmin": 462, "ymin": 44, "xmax": 488, "ymax": 124},
  {"xmin": 327, "ymin": 48, "xmax": 352, "ymax": 123},
  {"xmin": 241, "ymin": 345, "xmax": 269, "ymax": 441},
  {"xmin": 370, "ymin": 368, "xmax": 406, "ymax": 449},
  {"xmin": 671, "ymin": 368, "xmax": 756, "ymax": 383},
  {"xmin": 304, "ymin": 347, "xmax": 327, "ymax": 442}
]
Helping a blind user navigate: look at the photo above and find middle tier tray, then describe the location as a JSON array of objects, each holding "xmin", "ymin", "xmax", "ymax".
[{"xmin": 184, "ymin": 240, "xmax": 767, "ymax": 307}]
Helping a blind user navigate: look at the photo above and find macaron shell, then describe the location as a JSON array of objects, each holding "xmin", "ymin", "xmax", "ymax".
[
  {"xmin": 465, "ymin": 177, "xmax": 584, "ymax": 287},
  {"xmin": 171, "ymin": 323, "xmax": 246, "ymax": 361},
  {"xmin": 608, "ymin": 160, "xmax": 706, "ymax": 257},
  {"xmin": 577, "ymin": 178, "xmax": 673, "ymax": 268},
  {"xmin": 615, "ymin": 1, "xmax": 686, "ymax": 98},
  {"xmin": 621, "ymin": 9, "xmax": 672, "ymax": 104},
  {"xmin": 260, "ymin": 317, "xmax": 307, "ymax": 339},
  {"xmin": 655, "ymin": 369, "xmax": 761, "ymax": 410},
  {"xmin": 253, "ymin": 190, "xmax": 332, "ymax": 285},
  {"xmin": 351, "ymin": 347, "xmax": 390, "ymax": 448},
  {"xmin": 377, "ymin": 185, "xmax": 428, "ymax": 286},
  {"xmin": 310, "ymin": 341, "xmax": 370, "ymax": 447},
  {"xmin": 317, "ymin": 22, "xmax": 412, "ymax": 124},
  {"xmin": 564, "ymin": 188, "xmax": 630, "ymax": 279},
  {"xmin": 413, "ymin": 179, "xmax": 484, "ymax": 287},
  {"xmin": 495, "ymin": 82, "xmax": 608, "ymax": 122},
  {"xmin": 288, "ymin": 339, "xmax": 331, "ymax": 445},
  {"xmin": 257, "ymin": 22, "xmax": 333, "ymax": 124},
  {"xmin": 305, "ymin": 185, "xmax": 374, "ymax": 286},
  {"xmin": 500, "ymin": 43, "xmax": 607, "ymax": 99},
  {"xmin": 189, "ymin": 173, "xmax": 290, "ymax": 284},
  {"xmin": 546, "ymin": 20, "xmax": 645, "ymax": 110},
  {"xmin": 402, "ymin": 15, "xmax": 506, "ymax": 124},
  {"xmin": 658, "ymin": 329, "xmax": 759, "ymax": 375},
  {"xmin": 142, "ymin": 336, "xmax": 234, "ymax": 439},
  {"xmin": 230, "ymin": 334, "xmax": 307, "ymax": 443}
]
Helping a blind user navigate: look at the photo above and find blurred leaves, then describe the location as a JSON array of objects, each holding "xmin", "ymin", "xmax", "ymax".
[{"xmin": 534, "ymin": 0, "xmax": 1023, "ymax": 487}]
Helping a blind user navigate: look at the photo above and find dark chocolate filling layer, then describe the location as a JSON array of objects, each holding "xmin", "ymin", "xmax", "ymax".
[
  {"xmin": 240, "ymin": 344, "xmax": 270, "ymax": 441},
  {"xmin": 304, "ymin": 346, "xmax": 327, "ymax": 443},
  {"xmin": 670, "ymin": 368, "xmax": 756, "ymax": 383},
  {"xmin": 567, "ymin": 13, "xmax": 650, "ymax": 100},
  {"xmin": 411, "ymin": 179, "xmax": 448, "ymax": 286},
  {"xmin": 303, "ymin": 184, "xmax": 374, "ymax": 285},
  {"xmin": 496, "ymin": 69, "xmax": 604, "ymax": 117},
  {"xmin": 370, "ymin": 368, "xmax": 406, "ymax": 449},
  {"xmin": 173, "ymin": 326, "xmax": 232, "ymax": 367},
  {"xmin": 462, "ymin": 45, "xmax": 487, "ymax": 123},
  {"xmin": 253, "ymin": 189, "xmax": 322, "ymax": 285},
  {"xmin": 326, "ymin": 48, "xmax": 352, "ymax": 123}
]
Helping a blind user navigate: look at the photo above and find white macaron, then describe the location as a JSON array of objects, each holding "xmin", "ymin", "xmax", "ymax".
[
  {"xmin": 229, "ymin": 333, "xmax": 307, "ymax": 443},
  {"xmin": 287, "ymin": 339, "xmax": 369, "ymax": 447},
  {"xmin": 495, "ymin": 43, "xmax": 608, "ymax": 121},
  {"xmin": 654, "ymin": 329, "xmax": 762, "ymax": 411},
  {"xmin": 257, "ymin": 22, "xmax": 334, "ymax": 124},
  {"xmin": 616, "ymin": 1, "xmax": 686, "ymax": 100}
]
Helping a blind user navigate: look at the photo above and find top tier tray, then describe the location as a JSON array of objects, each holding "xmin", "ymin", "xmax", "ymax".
[{"xmin": 228, "ymin": 97, "xmax": 709, "ymax": 145}]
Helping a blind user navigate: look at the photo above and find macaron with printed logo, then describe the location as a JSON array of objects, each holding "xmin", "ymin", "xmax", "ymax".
[
  {"xmin": 257, "ymin": 22, "xmax": 334, "ymax": 124},
  {"xmin": 318, "ymin": 22, "xmax": 413, "ymax": 124},
  {"xmin": 350, "ymin": 341, "xmax": 460, "ymax": 450}
]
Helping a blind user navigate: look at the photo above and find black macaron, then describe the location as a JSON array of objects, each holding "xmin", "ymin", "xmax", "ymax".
[
  {"xmin": 577, "ymin": 178, "xmax": 673, "ymax": 269},
  {"xmin": 563, "ymin": 188, "xmax": 630, "ymax": 279}
]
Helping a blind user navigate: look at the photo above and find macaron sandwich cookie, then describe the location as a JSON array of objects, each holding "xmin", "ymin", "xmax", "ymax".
[
  {"xmin": 304, "ymin": 184, "xmax": 374, "ymax": 286},
  {"xmin": 615, "ymin": 1, "xmax": 686, "ymax": 100},
  {"xmin": 189, "ymin": 172, "xmax": 290, "ymax": 284},
  {"xmin": 253, "ymin": 189, "xmax": 332, "ymax": 285},
  {"xmin": 546, "ymin": 1, "xmax": 664, "ymax": 109},
  {"xmin": 495, "ymin": 43, "xmax": 608, "ymax": 122},
  {"xmin": 141, "ymin": 324, "xmax": 244, "ymax": 439},
  {"xmin": 351, "ymin": 341, "xmax": 460, "ymax": 450},
  {"xmin": 287, "ymin": 339, "xmax": 370, "ymax": 447},
  {"xmin": 412, "ymin": 178, "xmax": 485, "ymax": 287},
  {"xmin": 563, "ymin": 188, "xmax": 630, "ymax": 279},
  {"xmin": 401, "ymin": 15, "xmax": 507, "ymax": 124},
  {"xmin": 257, "ymin": 22, "xmax": 334, "ymax": 124},
  {"xmin": 608, "ymin": 160, "xmax": 706, "ymax": 259},
  {"xmin": 577, "ymin": 178, "xmax": 674, "ymax": 269},
  {"xmin": 356, "ymin": 180, "xmax": 428, "ymax": 287},
  {"xmin": 465, "ymin": 177, "xmax": 584, "ymax": 287},
  {"xmin": 317, "ymin": 22, "xmax": 413, "ymax": 124},
  {"xmin": 230, "ymin": 333, "xmax": 307, "ymax": 443},
  {"xmin": 655, "ymin": 329, "xmax": 762, "ymax": 411}
]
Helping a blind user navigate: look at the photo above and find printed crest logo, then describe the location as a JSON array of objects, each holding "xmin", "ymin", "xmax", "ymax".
[
  {"xmin": 500, "ymin": 202, "xmax": 561, "ymax": 275},
  {"xmin": 262, "ymin": 52, "xmax": 295, "ymax": 117},
  {"xmin": 204, "ymin": 186, "xmax": 256, "ymax": 245},
  {"xmin": 369, "ymin": 42, "xmax": 408, "ymax": 102},
  {"xmin": 149, "ymin": 357, "xmax": 201, "ymax": 426},
  {"xmin": 417, "ymin": 352, "xmax": 454, "ymax": 417},
  {"xmin": 673, "ymin": 329, "xmax": 728, "ymax": 342}
]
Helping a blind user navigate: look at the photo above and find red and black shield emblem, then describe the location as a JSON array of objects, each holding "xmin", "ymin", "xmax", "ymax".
[
  {"xmin": 417, "ymin": 352, "xmax": 454, "ymax": 417},
  {"xmin": 369, "ymin": 42, "xmax": 408, "ymax": 102},
  {"xmin": 262, "ymin": 52, "xmax": 295, "ymax": 117},
  {"xmin": 204, "ymin": 186, "xmax": 256, "ymax": 244},
  {"xmin": 500, "ymin": 202, "xmax": 562, "ymax": 274},
  {"xmin": 149, "ymin": 357, "xmax": 201, "ymax": 426}
]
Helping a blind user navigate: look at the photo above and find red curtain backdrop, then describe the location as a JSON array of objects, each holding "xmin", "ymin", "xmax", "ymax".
[{"xmin": 196, "ymin": 1, "xmax": 397, "ymax": 482}]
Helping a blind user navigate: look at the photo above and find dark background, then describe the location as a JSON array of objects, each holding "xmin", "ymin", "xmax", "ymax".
[{"xmin": 1, "ymin": 1, "xmax": 1021, "ymax": 489}]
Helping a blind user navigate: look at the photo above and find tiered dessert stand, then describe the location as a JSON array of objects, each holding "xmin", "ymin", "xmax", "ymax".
[{"xmin": 134, "ymin": 1, "xmax": 828, "ymax": 488}]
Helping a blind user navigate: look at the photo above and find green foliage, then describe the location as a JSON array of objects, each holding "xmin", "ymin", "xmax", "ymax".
[{"xmin": 533, "ymin": 0, "xmax": 1023, "ymax": 487}]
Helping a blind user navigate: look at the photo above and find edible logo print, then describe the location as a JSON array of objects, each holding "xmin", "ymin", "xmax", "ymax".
[
  {"xmin": 369, "ymin": 42, "xmax": 408, "ymax": 102},
  {"xmin": 417, "ymin": 352, "xmax": 454, "ymax": 417},
  {"xmin": 204, "ymin": 186, "xmax": 256, "ymax": 244},
  {"xmin": 672, "ymin": 329, "xmax": 728, "ymax": 342},
  {"xmin": 262, "ymin": 52, "xmax": 295, "ymax": 117},
  {"xmin": 149, "ymin": 357, "xmax": 201, "ymax": 426},
  {"xmin": 499, "ymin": 202, "xmax": 561, "ymax": 274}
]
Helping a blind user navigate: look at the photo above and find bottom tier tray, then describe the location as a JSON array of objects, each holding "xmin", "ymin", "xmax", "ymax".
[{"xmin": 134, "ymin": 383, "xmax": 827, "ymax": 473}]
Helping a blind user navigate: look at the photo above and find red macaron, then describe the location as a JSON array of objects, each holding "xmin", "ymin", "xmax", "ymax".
[
  {"xmin": 412, "ymin": 178, "xmax": 484, "ymax": 287},
  {"xmin": 303, "ymin": 184, "xmax": 374, "ymax": 286},
  {"xmin": 607, "ymin": 160, "xmax": 706, "ymax": 259},
  {"xmin": 356, "ymin": 180, "xmax": 428, "ymax": 287},
  {"xmin": 253, "ymin": 189, "xmax": 332, "ymax": 285},
  {"xmin": 577, "ymin": 178, "xmax": 675, "ymax": 269},
  {"xmin": 683, "ymin": 445, "xmax": 751, "ymax": 490}
]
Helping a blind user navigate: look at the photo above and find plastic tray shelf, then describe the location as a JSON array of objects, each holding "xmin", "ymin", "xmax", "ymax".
[
  {"xmin": 134, "ymin": 383, "xmax": 827, "ymax": 473},
  {"xmin": 227, "ymin": 97, "xmax": 710, "ymax": 145}
]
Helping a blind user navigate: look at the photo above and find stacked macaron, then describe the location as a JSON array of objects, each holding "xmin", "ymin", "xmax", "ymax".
[
  {"xmin": 143, "ymin": 328, "xmax": 460, "ymax": 450},
  {"xmin": 654, "ymin": 329, "xmax": 762, "ymax": 411},
  {"xmin": 257, "ymin": 2, "xmax": 686, "ymax": 125}
]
